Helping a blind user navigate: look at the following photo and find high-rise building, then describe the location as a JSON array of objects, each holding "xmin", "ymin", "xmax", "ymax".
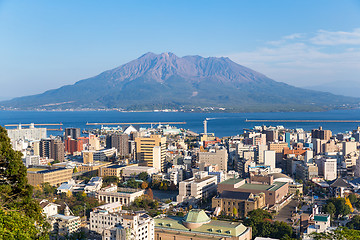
[
  {"xmin": 65, "ymin": 137, "xmax": 84, "ymax": 155},
  {"xmin": 285, "ymin": 132, "xmax": 291, "ymax": 147},
  {"xmin": 88, "ymin": 134, "xmax": 101, "ymax": 151},
  {"xmin": 343, "ymin": 141, "xmax": 357, "ymax": 156},
  {"xmin": 263, "ymin": 129, "xmax": 278, "ymax": 142},
  {"xmin": 135, "ymin": 135, "xmax": 166, "ymax": 172},
  {"xmin": 64, "ymin": 128, "xmax": 81, "ymax": 140},
  {"xmin": 322, "ymin": 158, "xmax": 337, "ymax": 181},
  {"xmin": 106, "ymin": 133, "xmax": 129, "ymax": 157},
  {"xmin": 198, "ymin": 148, "xmax": 228, "ymax": 172},
  {"xmin": 312, "ymin": 126, "xmax": 332, "ymax": 141},
  {"xmin": 264, "ymin": 150, "xmax": 276, "ymax": 169},
  {"xmin": 40, "ymin": 138, "xmax": 65, "ymax": 162},
  {"xmin": 177, "ymin": 171, "xmax": 217, "ymax": 203}
]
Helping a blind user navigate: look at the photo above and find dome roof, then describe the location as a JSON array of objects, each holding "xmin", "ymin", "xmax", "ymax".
[
  {"xmin": 270, "ymin": 173, "xmax": 294, "ymax": 183},
  {"xmin": 183, "ymin": 209, "xmax": 211, "ymax": 230}
]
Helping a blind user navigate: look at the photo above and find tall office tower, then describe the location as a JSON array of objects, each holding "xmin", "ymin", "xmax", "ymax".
[
  {"xmin": 65, "ymin": 128, "xmax": 81, "ymax": 140},
  {"xmin": 65, "ymin": 137, "xmax": 84, "ymax": 155},
  {"xmin": 88, "ymin": 134, "xmax": 101, "ymax": 151},
  {"xmin": 311, "ymin": 126, "xmax": 332, "ymax": 141},
  {"xmin": 53, "ymin": 139, "xmax": 65, "ymax": 162},
  {"xmin": 106, "ymin": 133, "xmax": 129, "ymax": 157},
  {"xmin": 264, "ymin": 150, "xmax": 276, "ymax": 169},
  {"xmin": 40, "ymin": 138, "xmax": 65, "ymax": 162},
  {"xmin": 135, "ymin": 135, "xmax": 166, "ymax": 172},
  {"xmin": 285, "ymin": 132, "xmax": 291, "ymax": 147},
  {"xmin": 263, "ymin": 129, "xmax": 278, "ymax": 142}
]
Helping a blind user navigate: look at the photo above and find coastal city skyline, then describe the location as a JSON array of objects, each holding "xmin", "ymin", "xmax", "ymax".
[{"xmin": 2, "ymin": 1, "xmax": 360, "ymax": 240}]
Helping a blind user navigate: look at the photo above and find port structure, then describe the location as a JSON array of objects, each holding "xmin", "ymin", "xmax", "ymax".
[
  {"xmin": 86, "ymin": 122, "xmax": 187, "ymax": 126},
  {"xmin": 245, "ymin": 119, "xmax": 360, "ymax": 123}
]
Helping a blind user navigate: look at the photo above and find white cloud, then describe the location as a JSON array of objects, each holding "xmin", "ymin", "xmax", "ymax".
[
  {"xmin": 226, "ymin": 28, "xmax": 360, "ymax": 87},
  {"xmin": 311, "ymin": 28, "xmax": 360, "ymax": 45}
]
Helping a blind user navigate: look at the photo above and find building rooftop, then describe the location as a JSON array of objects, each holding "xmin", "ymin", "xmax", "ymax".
[
  {"xmin": 27, "ymin": 167, "xmax": 69, "ymax": 174},
  {"xmin": 238, "ymin": 181, "xmax": 287, "ymax": 191},
  {"xmin": 51, "ymin": 214, "xmax": 80, "ymax": 221},
  {"xmin": 27, "ymin": 167, "xmax": 47, "ymax": 172},
  {"xmin": 183, "ymin": 175, "xmax": 216, "ymax": 183},
  {"xmin": 183, "ymin": 209, "xmax": 210, "ymax": 224},
  {"xmin": 219, "ymin": 178, "xmax": 244, "ymax": 185},
  {"xmin": 155, "ymin": 215, "xmax": 249, "ymax": 237},
  {"xmin": 314, "ymin": 214, "xmax": 330, "ymax": 222}
]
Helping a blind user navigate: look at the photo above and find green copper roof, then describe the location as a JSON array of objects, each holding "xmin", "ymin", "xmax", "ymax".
[
  {"xmin": 314, "ymin": 215, "xmax": 329, "ymax": 222},
  {"xmin": 154, "ymin": 216, "xmax": 249, "ymax": 237},
  {"xmin": 183, "ymin": 209, "xmax": 210, "ymax": 223},
  {"xmin": 219, "ymin": 178, "xmax": 244, "ymax": 185}
]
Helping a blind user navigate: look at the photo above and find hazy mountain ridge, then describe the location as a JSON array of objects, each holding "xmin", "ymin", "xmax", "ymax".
[{"xmin": 2, "ymin": 52, "xmax": 359, "ymax": 112}]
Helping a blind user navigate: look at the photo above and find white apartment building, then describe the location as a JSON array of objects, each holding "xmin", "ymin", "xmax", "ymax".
[
  {"xmin": 323, "ymin": 158, "xmax": 337, "ymax": 181},
  {"xmin": 264, "ymin": 150, "xmax": 276, "ymax": 169},
  {"xmin": 96, "ymin": 187, "xmax": 145, "ymax": 205},
  {"xmin": 24, "ymin": 155, "xmax": 52, "ymax": 167},
  {"xmin": 167, "ymin": 165, "xmax": 186, "ymax": 185},
  {"xmin": 90, "ymin": 202, "xmax": 154, "ymax": 240},
  {"xmin": 7, "ymin": 124, "xmax": 47, "ymax": 142},
  {"xmin": 48, "ymin": 206, "xmax": 81, "ymax": 236},
  {"xmin": 176, "ymin": 171, "xmax": 217, "ymax": 203},
  {"xmin": 93, "ymin": 148, "xmax": 117, "ymax": 161}
]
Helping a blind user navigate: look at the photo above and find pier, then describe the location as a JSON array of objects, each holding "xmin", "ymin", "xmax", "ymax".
[
  {"xmin": 86, "ymin": 122, "xmax": 187, "ymax": 125},
  {"xmin": 245, "ymin": 119, "xmax": 360, "ymax": 123}
]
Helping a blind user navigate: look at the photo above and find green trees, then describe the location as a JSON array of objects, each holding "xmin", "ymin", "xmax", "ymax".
[
  {"xmin": 138, "ymin": 172, "xmax": 149, "ymax": 181},
  {"xmin": 243, "ymin": 209, "xmax": 293, "ymax": 240},
  {"xmin": 103, "ymin": 176, "xmax": 119, "ymax": 185},
  {"xmin": 346, "ymin": 215, "xmax": 360, "ymax": 230},
  {"xmin": 0, "ymin": 126, "xmax": 49, "ymax": 239},
  {"xmin": 324, "ymin": 202, "xmax": 336, "ymax": 218},
  {"xmin": 323, "ymin": 198, "xmax": 351, "ymax": 218},
  {"xmin": 311, "ymin": 227, "xmax": 360, "ymax": 240}
]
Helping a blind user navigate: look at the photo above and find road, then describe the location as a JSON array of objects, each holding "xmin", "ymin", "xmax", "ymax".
[{"xmin": 274, "ymin": 199, "xmax": 299, "ymax": 223}]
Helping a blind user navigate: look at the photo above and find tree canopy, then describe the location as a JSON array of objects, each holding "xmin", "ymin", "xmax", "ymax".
[
  {"xmin": 311, "ymin": 227, "xmax": 360, "ymax": 240},
  {"xmin": 243, "ymin": 209, "xmax": 294, "ymax": 240},
  {"xmin": 0, "ymin": 126, "xmax": 49, "ymax": 239},
  {"xmin": 323, "ymin": 197, "xmax": 351, "ymax": 218}
]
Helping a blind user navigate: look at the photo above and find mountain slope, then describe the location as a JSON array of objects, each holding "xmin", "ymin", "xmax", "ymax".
[{"xmin": 2, "ymin": 52, "xmax": 359, "ymax": 111}]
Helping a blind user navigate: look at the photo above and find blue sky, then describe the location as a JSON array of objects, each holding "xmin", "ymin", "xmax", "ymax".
[{"xmin": 1, "ymin": 0, "xmax": 360, "ymax": 98}]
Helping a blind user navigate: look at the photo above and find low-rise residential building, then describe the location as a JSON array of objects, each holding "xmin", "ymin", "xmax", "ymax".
[
  {"xmin": 303, "ymin": 214, "xmax": 332, "ymax": 239},
  {"xmin": 177, "ymin": 171, "xmax": 217, "ymax": 203},
  {"xmin": 40, "ymin": 199, "xmax": 60, "ymax": 218},
  {"xmin": 48, "ymin": 206, "xmax": 81, "ymax": 236}
]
